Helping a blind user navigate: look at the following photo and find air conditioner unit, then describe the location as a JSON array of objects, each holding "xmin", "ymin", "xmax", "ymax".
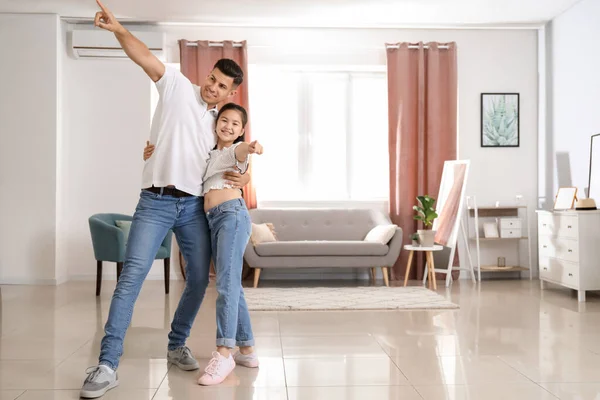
[{"xmin": 70, "ymin": 29, "xmax": 165, "ymax": 60}]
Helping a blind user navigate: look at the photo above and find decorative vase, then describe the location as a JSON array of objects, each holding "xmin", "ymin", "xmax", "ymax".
[{"xmin": 418, "ymin": 229, "xmax": 436, "ymax": 247}]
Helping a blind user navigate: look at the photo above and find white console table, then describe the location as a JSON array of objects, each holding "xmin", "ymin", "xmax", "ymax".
[{"xmin": 536, "ymin": 210, "xmax": 600, "ymax": 302}]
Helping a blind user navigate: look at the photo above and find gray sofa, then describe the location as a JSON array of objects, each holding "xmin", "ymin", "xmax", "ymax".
[{"xmin": 244, "ymin": 208, "xmax": 403, "ymax": 287}]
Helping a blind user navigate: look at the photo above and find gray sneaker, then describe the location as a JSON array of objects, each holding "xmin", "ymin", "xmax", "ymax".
[
  {"xmin": 167, "ymin": 346, "xmax": 199, "ymax": 371},
  {"xmin": 80, "ymin": 365, "xmax": 119, "ymax": 399}
]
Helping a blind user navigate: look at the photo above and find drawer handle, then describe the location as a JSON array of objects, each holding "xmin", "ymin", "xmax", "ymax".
[
  {"xmin": 569, "ymin": 273, "xmax": 573, "ymax": 277},
  {"xmin": 543, "ymin": 245, "xmax": 547, "ymax": 248},
  {"xmin": 568, "ymin": 225, "xmax": 572, "ymax": 229},
  {"xmin": 568, "ymin": 249, "xmax": 573, "ymax": 253},
  {"xmin": 543, "ymin": 267, "xmax": 548, "ymax": 271},
  {"xmin": 543, "ymin": 224, "xmax": 547, "ymax": 227}
]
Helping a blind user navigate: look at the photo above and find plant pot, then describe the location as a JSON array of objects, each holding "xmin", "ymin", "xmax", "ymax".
[
  {"xmin": 411, "ymin": 240, "xmax": 420, "ymax": 247},
  {"xmin": 418, "ymin": 229, "xmax": 436, "ymax": 247}
]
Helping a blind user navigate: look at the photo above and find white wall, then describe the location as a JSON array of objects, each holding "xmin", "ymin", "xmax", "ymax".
[
  {"xmin": 0, "ymin": 14, "xmax": 60, "ymax": 284},
  {"xmin": 60, "ymin": 24, "xmax": 162, "ymax": 280},
  {"xmin": 542, "ymin": 0, "xmax": 600, "ymax": 205},
  {"xmin": 453, "ymin": 30, "xmax": 538, "ymax": 274},
  {"xmin": 60, "ymin": 24, "xmax": 538, "ymax": 280}
]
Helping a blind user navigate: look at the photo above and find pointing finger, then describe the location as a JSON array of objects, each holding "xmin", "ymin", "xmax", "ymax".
[{"xmin": 96, "ymin": 0, "xmax": 110, "ymax": 14}]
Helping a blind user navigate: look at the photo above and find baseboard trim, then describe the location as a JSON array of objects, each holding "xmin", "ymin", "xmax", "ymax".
[
  {"xmin": 0, "ymin": 277, "xmax": 60, "ymax": 285},
  {"xmin": 69, "ymin": 274, "xmax": 183, "ymax": 282}
]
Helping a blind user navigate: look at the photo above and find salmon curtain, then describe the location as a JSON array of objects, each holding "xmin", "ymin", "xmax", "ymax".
[
  {"xmin": 386, "ymin": 42, "xmax": 458, "ymax": 281},
  {"xmin": 179, "ymin": 39, "xmax": 257, "ymax": 209}
]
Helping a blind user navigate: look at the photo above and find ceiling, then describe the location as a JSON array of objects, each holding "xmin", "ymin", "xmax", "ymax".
[{"xmin": 0, "ymin": 0, "xmax": 582, "ymax": 27}]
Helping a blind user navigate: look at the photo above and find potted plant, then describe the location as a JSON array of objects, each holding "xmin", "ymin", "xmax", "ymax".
[
  {"xmin": 413, "ymin": 195, "xmax": 438, "ymax": 247},
  {"xmin": 410, "ymin": 233, "xmax": 420, "ymax": 247}
]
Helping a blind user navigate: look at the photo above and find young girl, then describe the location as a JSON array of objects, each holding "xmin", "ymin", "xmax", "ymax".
[
  {"xmin": 197, "ymin": 103, "xmax": 263, "ymax": 385},
  {"xmin": 145, "ymin": 103, "xmax": 262, "ymax": 385}
]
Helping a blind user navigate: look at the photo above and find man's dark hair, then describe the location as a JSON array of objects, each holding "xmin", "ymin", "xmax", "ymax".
[{"xmin": 213, "ymin": 59, "xmax": 244, "ymax": 87}]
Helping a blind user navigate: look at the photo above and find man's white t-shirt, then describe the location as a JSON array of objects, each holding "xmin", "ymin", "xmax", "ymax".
[{"xmin": 141, "ymin": 66, "xmax": 217, "ymax": 196}]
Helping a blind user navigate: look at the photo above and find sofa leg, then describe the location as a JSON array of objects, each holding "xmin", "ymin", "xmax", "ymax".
[
  {"xmin": 370, "ymin": 267, "xmax": 376, "ymax": 282},
  {"xmin": 116, "ymin": 262, "xmax": 123, "ymax": 282},
  {"xmin": 382, "ymin": 267, "xmax": 390, "ymax": 287},
  {"xmin": 96, "ymin": 261, "xmax": 102, "ymax": 296},
  {"xmin": 253, "ymin": 268, "xmax": 262, "ymax": 288},
  {"xmin": 164, "ymin": 258, "xmax": 170, "ymax": 294}
]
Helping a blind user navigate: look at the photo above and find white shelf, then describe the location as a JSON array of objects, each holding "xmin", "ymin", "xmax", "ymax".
[{"xmin": 467, "ymin": 197, "xmax": 533, "ymax": 282}]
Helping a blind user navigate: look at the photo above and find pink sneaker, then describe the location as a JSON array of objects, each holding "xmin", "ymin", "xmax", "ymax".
[
  {"xmin": 233, "ymin": 350, "xmax": 259, "ymax": 368},
  {"xmin": 197, "ymin": 352, "xmax": 235, "ymax": 386}
]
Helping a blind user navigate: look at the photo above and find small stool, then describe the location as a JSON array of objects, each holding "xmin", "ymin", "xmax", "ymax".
[{"xmin": 403, "ymin": 245, "xmax": 444, "ymax": 290}]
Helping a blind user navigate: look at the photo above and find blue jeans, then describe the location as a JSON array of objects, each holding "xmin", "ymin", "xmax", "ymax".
[
  {"xmin": 206, "ymin": 199, "xmax": 255, "ymax": 348},
  {"xmin": 99, "ymin": 190, "xmax": 211, "ymax": 370}
]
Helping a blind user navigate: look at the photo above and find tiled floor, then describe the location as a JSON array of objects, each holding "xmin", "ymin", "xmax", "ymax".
[{"xmin": 1, "ymin": 278, "xmax": 600, "ymax": 399}]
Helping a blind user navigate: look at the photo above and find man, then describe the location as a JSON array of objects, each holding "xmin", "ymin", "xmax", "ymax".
[{"xmin": 80, "ymin": 1, "xmax": 250, "ymax": 398}]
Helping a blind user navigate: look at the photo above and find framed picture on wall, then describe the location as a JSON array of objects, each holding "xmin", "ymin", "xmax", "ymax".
[{"xmin": 481, "ymin": 93, "xmax": 520, "ymax": 147}]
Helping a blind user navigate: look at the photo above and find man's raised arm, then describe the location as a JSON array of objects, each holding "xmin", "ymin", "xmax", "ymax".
[{"xmin": 94, "ymin": 0, "xmax": 165, "ymax": 82}]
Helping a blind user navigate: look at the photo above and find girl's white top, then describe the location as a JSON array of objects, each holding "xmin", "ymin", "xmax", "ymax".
[{"xmin": 202, "ymin": 142, "xmax": 249, "ymax": 195}]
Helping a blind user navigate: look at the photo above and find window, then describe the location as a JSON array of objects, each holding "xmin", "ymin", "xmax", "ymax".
[{"xmin": 249, "ymin": 65, "xmax": 389, "ymax": 205}]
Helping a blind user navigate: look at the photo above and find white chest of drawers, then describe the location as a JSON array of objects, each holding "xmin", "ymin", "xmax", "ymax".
[{"xmin": 536, "ymin": 210, "xmax": 600, "ymax": 302}]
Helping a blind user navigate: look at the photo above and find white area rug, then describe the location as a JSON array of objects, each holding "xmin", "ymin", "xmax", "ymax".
[{"xmin": 244, "ymin": 286, "xmax": 459, "ymax": 311}]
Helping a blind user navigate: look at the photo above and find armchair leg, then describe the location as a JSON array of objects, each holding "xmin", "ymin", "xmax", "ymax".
[
  {"xmin": 96, "ymin": 261, "xmax": 102, "ymax": 296},
  {"xmin": 253, "ymin": 268, "xmax": 262, "ymax": 288},
  {"xmin": 164, "ymin": 258, "xmax": 170, "ymax": 294},
  {"xmin": 116, "ymin": 262, "xmax": 123, "ymax": 282}
]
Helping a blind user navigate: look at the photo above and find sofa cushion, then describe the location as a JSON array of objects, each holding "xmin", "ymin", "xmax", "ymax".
[
  {"xmin": 254, "ymin": 241, "xmax": 389, "ymax": 257},
  {"xmin": 364, "ymin": 224, "xmax": 397, "ymax": 244},
  {"xmin": 251, "ymin": 223, "xmax": 277, "ymax": 246}
]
